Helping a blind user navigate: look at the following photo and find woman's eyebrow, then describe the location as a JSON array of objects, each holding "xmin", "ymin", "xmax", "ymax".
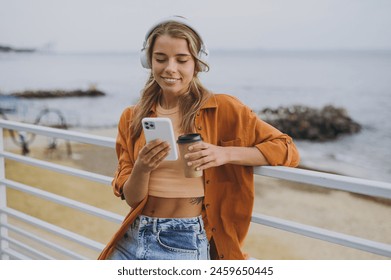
[{"xmin": 153, "ymin": 52, "xmax": 191, "ymax": 57}]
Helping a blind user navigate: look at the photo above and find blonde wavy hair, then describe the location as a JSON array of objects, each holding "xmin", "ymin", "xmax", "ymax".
[{"xmin": 131, "ymin": 21, "xmax": 211, "ymax": 140}]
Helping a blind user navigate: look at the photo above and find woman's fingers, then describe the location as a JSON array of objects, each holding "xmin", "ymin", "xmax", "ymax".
[
  {"xmin": 137, "ymin": 139, "xmax": 170, "ymax": 171},
  {"xmin": 184, "ymin": 142, "xmax": 227, "ymax": 171}
]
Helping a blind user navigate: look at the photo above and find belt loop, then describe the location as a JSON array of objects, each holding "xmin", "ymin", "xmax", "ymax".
[
  {"xmin": 198, "ymin": 216, "xmax": 204, "ymax": 233},
  {"xmin": 133, "ymin": 216, "xmax": 140, "ymax": 230},
  {"xmin": 152, "ymin": 218, "xmax": 158, "ymax": 233}
]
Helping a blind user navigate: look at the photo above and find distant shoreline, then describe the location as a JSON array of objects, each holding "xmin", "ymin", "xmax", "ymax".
[
  {"xmin": 0, "ymin": 44, "xmax": 36, "ymax": 53},
  {"xmin": 2, "ymin": 46, "xmax": 391, "ymax": 55},
  {"xmin": 6, "ymin": 89, "xmax": 106, "ymax": 99}
]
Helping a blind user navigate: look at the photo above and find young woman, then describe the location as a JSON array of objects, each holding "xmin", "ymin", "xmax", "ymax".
[{"xmin": 99, "ymin": 16, "xmax": 300, "ymax": 260}]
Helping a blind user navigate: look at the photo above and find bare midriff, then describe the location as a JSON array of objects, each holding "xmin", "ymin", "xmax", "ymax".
[{"xmin": 141, "ymin": 196, "xmax": 203, "ymax": 218}]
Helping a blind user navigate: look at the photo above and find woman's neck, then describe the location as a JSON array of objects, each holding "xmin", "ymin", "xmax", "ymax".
[{"xmin": 159, "ymin": 95, "xmax": 179, "ymax": 110}]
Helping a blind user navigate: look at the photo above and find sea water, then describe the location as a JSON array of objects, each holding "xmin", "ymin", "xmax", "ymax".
[{"xmin": 1, "ymin": 50, "xmax": 390, "ymax": 182}]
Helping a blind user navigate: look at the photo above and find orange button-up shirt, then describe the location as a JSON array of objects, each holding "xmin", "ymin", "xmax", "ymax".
[{"xmin": 98, "ymin": 93, "xmax": 300, "ymax": 260}]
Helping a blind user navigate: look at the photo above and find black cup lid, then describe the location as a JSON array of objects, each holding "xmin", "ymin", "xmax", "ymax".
[{"xmin": 177, "ymin": 133, "xmax": 202, "ymax": 144}]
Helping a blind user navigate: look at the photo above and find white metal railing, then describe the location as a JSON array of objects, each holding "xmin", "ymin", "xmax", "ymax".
[{"xmin": 1, "ymin": 119, "xmax": 391, "ymax": 260}]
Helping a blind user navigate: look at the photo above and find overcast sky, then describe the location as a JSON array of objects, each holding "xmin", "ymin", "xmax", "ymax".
[{"xmin": 1, "ymin": 0, "xmax": 391, "ymax": 52}]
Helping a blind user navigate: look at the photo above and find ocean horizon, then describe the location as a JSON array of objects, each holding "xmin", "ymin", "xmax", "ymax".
[{"xmin": 1, "ymin": 49, "xmax": 390, "ymax": 183}]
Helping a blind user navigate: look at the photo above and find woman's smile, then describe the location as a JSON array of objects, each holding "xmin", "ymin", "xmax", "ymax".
[{"xmin": 162, "ymin": 77, "xmax": 181, "ymax": 84}]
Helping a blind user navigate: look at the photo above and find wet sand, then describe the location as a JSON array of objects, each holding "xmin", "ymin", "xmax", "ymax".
[{"xmin": 3, "ymin": 129, "xmax": 391, "ymax": 259}]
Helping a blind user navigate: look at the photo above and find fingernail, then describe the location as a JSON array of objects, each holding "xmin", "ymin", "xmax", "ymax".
[
  {"xmin": 187, "ymin": 162, "xmax": 192, "ymax": 166},
  {"xmin": 188, "ymin": 146, "xmax": 193, "ymax": 151},
  {"xmin": 184, "ymin": 154, "xmax": 189, "ymax": 159}
]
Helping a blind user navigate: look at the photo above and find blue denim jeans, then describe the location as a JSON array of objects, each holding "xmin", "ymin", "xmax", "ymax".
[{"xmin": 107, "ymin": 215, "xmax": 209, "ymax": 260}]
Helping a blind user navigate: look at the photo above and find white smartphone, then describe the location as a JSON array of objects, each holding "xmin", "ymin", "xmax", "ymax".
[{"xmin": 142, "ymin": 117, "xmax": 178, "ymax": 161}]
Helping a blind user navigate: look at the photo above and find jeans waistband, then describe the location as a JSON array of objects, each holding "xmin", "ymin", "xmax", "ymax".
[{"xmin": 134, "ymin": 215, "xmax": 204, "ymax": 233}]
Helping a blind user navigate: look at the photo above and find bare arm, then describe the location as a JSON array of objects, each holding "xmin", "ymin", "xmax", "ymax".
[{"xmin": 185, "ymin": 143, "xmax": 269, "ymax": 171}]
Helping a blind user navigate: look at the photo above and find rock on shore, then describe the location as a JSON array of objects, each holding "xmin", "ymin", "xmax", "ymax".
[
  {"xmin": 257, "ymin": 105, "xmax": 362, "ymax": 141},
  {"xmin": 10, "ymin": 89, "xmax": 106, "ymax": 98}
]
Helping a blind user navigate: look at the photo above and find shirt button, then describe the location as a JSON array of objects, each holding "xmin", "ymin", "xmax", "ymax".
[
  {"xmin": 205, "ymin": 204, "xmax": 210, "ymax": 209},
  {"xmin": 220, "ymin": 254, "xmax": 224, "ymax": 259},
  {"xmin": 197, "ymin": 126, "xmax": 202, "ymax": 130},
  {"xmin": 206, "ymin": 180, "xmax": 210, "ymax": 184},
  {"xmin": 212, "ymin": 228, "xmax": 216, "ymax": 232}
]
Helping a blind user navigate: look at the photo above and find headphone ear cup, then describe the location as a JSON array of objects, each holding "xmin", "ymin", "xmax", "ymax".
[{"xmin": 140, "ymin": 47, "xmax": 151, "ymax": 69}]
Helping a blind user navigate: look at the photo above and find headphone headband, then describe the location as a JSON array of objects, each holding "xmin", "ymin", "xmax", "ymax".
[{"xmin": 140, "ymin": 16, "xmax": 209, "ymax": 71}]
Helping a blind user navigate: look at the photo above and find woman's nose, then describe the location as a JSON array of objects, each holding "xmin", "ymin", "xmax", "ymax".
[{"xmin": 165, "ymin": 58, "xmax": 177, "ymax": 73}]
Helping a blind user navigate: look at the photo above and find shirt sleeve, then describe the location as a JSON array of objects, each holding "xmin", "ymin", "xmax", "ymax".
[
  {"xmin": 112, "ymin": 108, "xmax": 134, "ymax": 199},
  {"xmin": 245, "ymin": 108, "xmax": 300, "ymax": 167}
]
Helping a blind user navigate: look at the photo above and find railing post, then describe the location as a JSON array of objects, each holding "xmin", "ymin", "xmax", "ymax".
[{"xmin": 0, "ymin": 126, "xmax": 10, "ymax": 259}]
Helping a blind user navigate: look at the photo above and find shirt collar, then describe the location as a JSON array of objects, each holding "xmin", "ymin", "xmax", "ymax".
[{"xmin": 200, "ymin": 93, "xmax": 217, "ymax": 110}]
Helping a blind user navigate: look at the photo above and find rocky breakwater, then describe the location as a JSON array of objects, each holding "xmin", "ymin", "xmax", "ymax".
[
  {"xmin": 257, "ymin": 105, "xmax": 362, "ymax": 141},
  {"xmin": 10, "ymin": 89, "xmax": 106, "ymax": 98},
  {"xmin": 0, "ymin": 44, "xmax": 35, "ymax": 53}
]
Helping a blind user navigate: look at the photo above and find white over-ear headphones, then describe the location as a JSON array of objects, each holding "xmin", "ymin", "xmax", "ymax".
[{"xmin": 140, "ymin": 15, "xmax": 209, "ymax": 72}]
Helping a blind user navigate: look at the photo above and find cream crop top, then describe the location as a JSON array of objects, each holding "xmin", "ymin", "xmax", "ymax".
[{"xmin": 148, "ymin": 103, "xmax": 204, "ymax": 198}]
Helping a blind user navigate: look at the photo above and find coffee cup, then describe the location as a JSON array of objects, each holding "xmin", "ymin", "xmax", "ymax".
[{"xmin": 177, "ymin": 133, "xmax": 203, "ymax": 178}]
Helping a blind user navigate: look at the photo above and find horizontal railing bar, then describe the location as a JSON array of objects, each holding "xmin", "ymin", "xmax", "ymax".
[
  {"xmin": 254, "ymin": 166, "xmax": 391, "ymax": 199},
  {"xmin": 2, "ymin": 223, "xmax": 87, "ymax": 260},
  {"xmin": 252, "ymin": 213, "xmax": 391, "ymax": 258},
  {"xmin": 1, "ymin": 151, "xmax": 113, "ymax": 185},
  {"xmin": 0, "ymin": 207, "xmax": 105, "ymax": 252},
  {"xmin": 2, "ymin": 235, "xmax": 54, "ymax": 259},
  {"xmin": 0, "ymin": 120, "xmax": 115, "ymax": 148},
  {"xmin": 2, "ymin": 247, "xmax": 31, "ymax": 260},
  {"xmin": 1, "ymin": 178, "xmax": 124, "ymax": 224}
]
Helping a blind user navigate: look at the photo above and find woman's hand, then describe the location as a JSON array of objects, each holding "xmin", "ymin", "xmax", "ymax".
[
  {"xmin": 184, "ymin": 142, "xmax": 270, "ymax": 171},
  {"xmin": 134, "ymin": 139, "xmax": 170, "ymax": 173},
  {"xmin": 184, "ymin": 142, "xmax": 228, "ymax": 171}
]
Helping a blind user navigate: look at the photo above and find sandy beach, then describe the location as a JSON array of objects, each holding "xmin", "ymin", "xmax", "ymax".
[{"xmin": 2, "ymin": 128, "xmax": 391, "ymax": 260}]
